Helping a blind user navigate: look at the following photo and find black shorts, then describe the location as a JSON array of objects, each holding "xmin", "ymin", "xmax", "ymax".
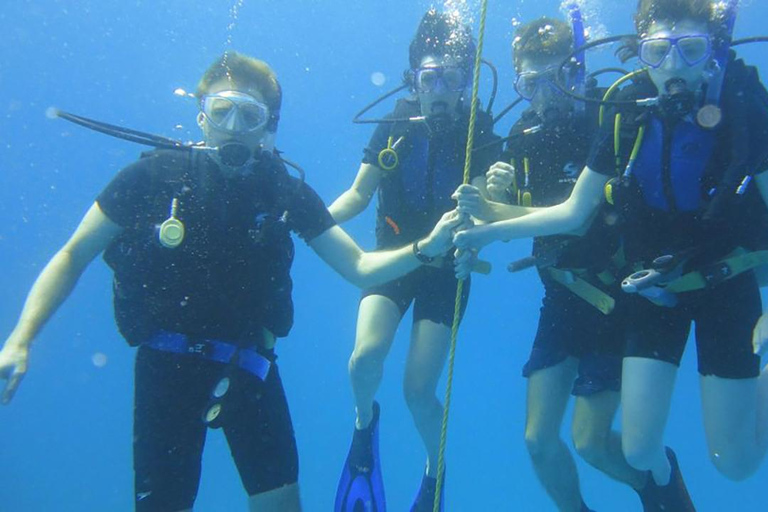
[
  {"xmin": 362, "ymin": 265, "xmax": 470, "ymax": 327},
  {"xmin": 522, "ymin": 280, "xmax": 625, "ymax": 396},
  {"xmin": 625, "ymin": 272, "xmax": 762, "ymax": 379},
  {"xmin": 133, "ymin": 345, "xmax": 298, "ymax": 512}
]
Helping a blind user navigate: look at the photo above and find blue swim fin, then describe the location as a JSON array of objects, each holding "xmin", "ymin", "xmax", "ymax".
[{"xmin": 334, "ymin": 401, "xmax": 386, "ymax": 512}]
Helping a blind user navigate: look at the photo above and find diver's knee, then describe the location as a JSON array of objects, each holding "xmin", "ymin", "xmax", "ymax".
[
  {"xmin": 622, "ymin": 439, "xmax": 660, "ymax": 472},
  {"xmin": 348, "ymin": 347, "xmax": 384, "ymax": 380},
  {"xmin": 573, "ymin": 430, "xmax": 608, "ymax": 467},
  {"xmin": 403, "ymin": 381, "xmax": 435, "ymax": 412},
  {"xmin": 710, "ymin": 450, "xmax": 758, "ymax": 481},
  {"xmin": 524, "ymin": 429, "xmax": 560, "ymax": 463}
]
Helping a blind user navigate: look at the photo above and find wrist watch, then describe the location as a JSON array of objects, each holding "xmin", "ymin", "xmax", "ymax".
[{"xmin": 412, "ymin": 240, "xmax": 435, "ymax": 264}]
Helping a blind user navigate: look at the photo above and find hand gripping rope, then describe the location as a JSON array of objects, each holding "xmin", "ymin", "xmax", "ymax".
[{"xmin": 434, "ymin": 0, "xmax": 489, "ymax": 510}]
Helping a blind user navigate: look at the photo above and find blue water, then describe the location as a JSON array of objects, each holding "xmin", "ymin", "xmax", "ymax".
[{"xmin": 1, "ymin": 0, "xmax": 768, "ymax": 510}]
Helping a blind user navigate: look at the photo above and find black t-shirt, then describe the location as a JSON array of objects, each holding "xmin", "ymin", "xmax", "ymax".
[
  {"xmin": 362, "ymin": 99, "xmax": 501, "ymax": 248},
  {"xmin": 99, "ymin": 153, "xmax": 334, "ymax": 242},
  {"xmin": 505, "ymin": 104, "xmax": 619, "ymax": 272},
  {"xmin": 97, "ymin": 150, "xmax": 336, "ymax": 346}
]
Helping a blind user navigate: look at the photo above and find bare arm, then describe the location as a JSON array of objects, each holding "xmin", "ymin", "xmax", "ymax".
[
  {"xmin": 454, "ymin": 167, "xmax": 608, "ymax": 251},
  {"xmin": 328, "ymin": 163, "xmax": 383, "ymax": 224},
  {"xmin": 750, "ymin": 172, "xmax": 768, "ymax": 353},
  {"xmin": 0, "ymin": 203, "xmax": 122, "ymax": 402},
  {"xmin": 309, "ymin": 210, "xmax": 463, "ymax": 289},
  {"xmin": 462, "ymin": 175, "xmax": 539, "ymax": 223}
]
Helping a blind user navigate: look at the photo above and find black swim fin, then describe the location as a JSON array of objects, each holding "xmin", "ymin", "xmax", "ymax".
[
  {"xmin": 334, "ymin": 401, "xmax": 386, "ymax": 512},
  {"xmin": 637, "ymin": 447, "xmax": 696, "ymax": 512},
  {"xmin": 410, "ymin": 471, "xmax": 444, "ymax": 512}
]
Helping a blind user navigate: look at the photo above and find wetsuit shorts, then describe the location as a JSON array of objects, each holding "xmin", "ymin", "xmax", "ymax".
[
  {"xmin": 362, "ymin": 265, "xmax": 470, "ymax": 327},
  {"xmin": 522, "ymin": 280, "xmax": 625, "ymax": 396},
  {"xmin": 625, "ymin": 272, "xmax": 762, "ymax": 379},
  {"xmin": 133, "ymin": 345, "xmax": 298, "ymax": 512}
]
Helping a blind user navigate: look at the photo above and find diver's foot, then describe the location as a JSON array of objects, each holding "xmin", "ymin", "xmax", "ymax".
[
  {"xmin": 334, "ymin": 401, "xmax": 385, "ymax": 512},
  {"xmin": 581, "ymin": 501, "xmax": 596, "ymax": 512},
  {"xmin": 349, "ymin": 401, "xmax": 381, "ymax": 473},
  {"xmin": 637, "ymin": 447, "xmax": 696, "ymax": 512},
  {"xmin": 410, "ymin": 471, "xmax": 444, "ymax": 512}
]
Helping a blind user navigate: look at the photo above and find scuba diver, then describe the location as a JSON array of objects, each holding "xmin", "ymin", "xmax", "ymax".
[
  {"xmin": 454, "ymin": 11, "xmax": 693, "ymax": 511},
  {"xmin": 0, "ymin": 52, "xmax": 464, "ymax": 512},
  {"xmin": 330, "ymin": 9, "xmax": 500, "ymax": 512},
  {"xmin": 455, "ymin": 0, "xmax": 768, "ymax": 497}
]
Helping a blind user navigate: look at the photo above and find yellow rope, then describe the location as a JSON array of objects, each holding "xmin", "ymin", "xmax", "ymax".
[{"xmin": 433, "ymin": 1, "xmax": 489, "ymax": 510}]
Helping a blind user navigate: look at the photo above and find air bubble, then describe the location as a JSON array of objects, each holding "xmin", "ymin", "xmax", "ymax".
[
  {"xmin": 92, "ymin": 352, "xmax": 108, "ymax": 368},
  {"xmin": 371, "ymin": 72, "xmax": 386, "ymax": 87}
]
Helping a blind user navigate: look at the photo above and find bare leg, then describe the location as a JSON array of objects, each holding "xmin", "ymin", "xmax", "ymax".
[
  {"xmin": 572, "ymin": 391, "xmax": 646, "ymax": 490},
  {"xmin": 349, "ymin": 295, "xmax": 402, "ymax": 428},
  {"xmin": 621, "ymin": 357, "xmax": 678, "ymax": 485},
  {"xmin": 524, "ymin": 358, "xmax": 583, "ymax": 512},
  {"xmin": 402, "ymin": 319, "xmax": 451, "ymax": 478},
  {"xmin": 248, "ymin": 483, "xmax": 301, "ymax": 512},
  {"xmin": 700, "ymin": 374, "xmax": 768, "ymax": 480}
]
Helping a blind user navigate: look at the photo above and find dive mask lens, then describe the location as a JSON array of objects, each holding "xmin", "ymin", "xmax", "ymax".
[
  {"xmin": 514, "ymin": 67, "xmax": 558, "ymax": 101},
  {"xmin": 676, "ymin": 35, "xmax": 711, "ymax": 66},
  {"xmin": 440, "ymin": 67, "xmax": 468, "ymax": 91},
  {"xmin": 415, "ymin": 68, "xmax": 439, "ymax": 93},
  {"xmin": 514, "ymin": 73, "xmax": 540, "ymax": 101},
  {"xmin": 639, "ymin": 38, "xmax": 673, "ymax": 68},
  {"xmin": 201, "ymin": 91, "xmax": 269, "ymax": 133}
]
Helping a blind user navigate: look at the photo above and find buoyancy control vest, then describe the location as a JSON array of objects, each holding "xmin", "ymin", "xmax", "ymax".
[
  {"xmin": 609, "ymin": 57, "xmax": 768, "ymax": 264},
  {"xmin": 374, "ymin": 98, "xmax": 497, "ymax": 248},
  {"xmin": 103, "ymin": 149, "xmax": 296, "ymax": 347}
]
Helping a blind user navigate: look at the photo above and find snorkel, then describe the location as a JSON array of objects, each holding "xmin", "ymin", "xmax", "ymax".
[
  {"xmin": 567, "ymin": 2, "xmax": 588, "ymax": 115},
  {"xmin": 697, "ymin": 0, "xmax": 739, "ymax": 128}
]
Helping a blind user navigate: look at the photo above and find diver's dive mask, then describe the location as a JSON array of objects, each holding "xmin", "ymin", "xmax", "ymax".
[
  {"xmin": 412, "ymin": 66, "xmax": 469, "ymax": 93},
  {"xmin": 514, "ymin": 66, "xmax": 563, "ymax": 101},
  {"xmin": 516, "ymin": 66, "xmax": 574, "ymax": 127},
  {"xmin": 640, "ymin": 34, "xmax": 713, "ymax": 119},
  {"xmin": 638, "ymin": 35, "xmax": 712, "ymax": 69},
  {"xmin": 200, "ymin": 91, "xmax": 271, "ymax": 134}
]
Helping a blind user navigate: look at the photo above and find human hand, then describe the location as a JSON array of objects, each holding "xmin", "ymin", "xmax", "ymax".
[
  {"xmin": 0, "ymin": 340, "xmax": 30, "ymax": 404},
  {"xmin": 454, "ymin": 248, "xmax": 477, "ymax": 280},
  {"xmin": 453, "ymin": 223, "xmax": 498, "ymax": 252},
  {"xmin": 486, "ymin": 162, "xmax": 515, "ymax": 203},
  {"xmin": 420, "ymin": 210, "xmax": 471, "ymax": 258},
  {"xmin": 452, "ymin": 184, "xmax": 493, "ymax": 221}
]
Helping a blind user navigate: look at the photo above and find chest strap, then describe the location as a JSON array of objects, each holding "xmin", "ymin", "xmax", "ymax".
[{"xmin": 144, "ymin": 332, "xmax": 271, "ymax": 381}]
